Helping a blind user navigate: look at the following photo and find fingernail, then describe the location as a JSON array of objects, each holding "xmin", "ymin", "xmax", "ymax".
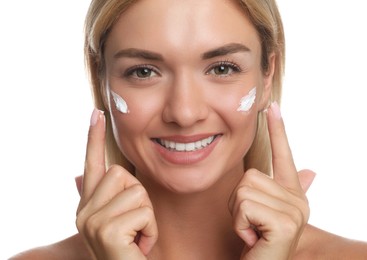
[
  {"xmin": 270, "ymin": 101, "xmax": 282, "ymax": 119},
  {"xmin": 74, "ymin": 175, "xmax": 83, "ymax": 196},
  {"xmin": 90, "ymin": 108, "xmax": 104, "ymax": 126}
]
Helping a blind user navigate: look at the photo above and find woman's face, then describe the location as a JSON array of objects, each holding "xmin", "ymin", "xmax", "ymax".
[{"xmin": 104, "ymin": 0, "xmax": 274, "ymax": 193}]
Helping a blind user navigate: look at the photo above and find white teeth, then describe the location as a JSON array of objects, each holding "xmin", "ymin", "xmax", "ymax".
[
  {"xmin": 158, "ymin": 136, "xmax": 216, "ymax": 152},
  {"xmin": 176, "ymin": 143, "xmax": 185, "ymax": 151},
  {"xmin": 185, "ymin": 142, "xmax": 195, "ymax": 151}
]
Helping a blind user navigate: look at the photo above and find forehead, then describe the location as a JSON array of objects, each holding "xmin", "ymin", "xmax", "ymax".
[{"xmin": 105, "ymin": 0, "xmax": 260, "ymax": 58}]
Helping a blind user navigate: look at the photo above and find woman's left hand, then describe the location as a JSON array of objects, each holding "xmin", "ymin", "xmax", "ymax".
[{"xmin": 229, "ymin": 102, "xmax": 315, "ymax": 260}]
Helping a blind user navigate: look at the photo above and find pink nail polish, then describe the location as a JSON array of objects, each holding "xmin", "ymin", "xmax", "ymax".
[
  {"xmin": 75, "ymin": 175, "xmax": 83, "ymax": 196},
  {"xmin": 90, "ymin": 108, "xmax": 100, "ymax": 126},
  {"xmin": 270, "ymin": 101, "xmax": 282, "ymax": 119}
]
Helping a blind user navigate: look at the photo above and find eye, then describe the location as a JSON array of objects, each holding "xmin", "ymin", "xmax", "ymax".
[
  {"xmin": 206, "ymin": 61, "xmax": 241, "ymax": 77},
  {"xmin": 125, "ymin": 65, "xmax": 159, "ymax": 79}
]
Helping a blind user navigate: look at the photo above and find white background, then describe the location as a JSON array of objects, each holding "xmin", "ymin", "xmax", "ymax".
[{"xmin": 1, "ymin": 0, "xmax": 366, "ymax": 258}]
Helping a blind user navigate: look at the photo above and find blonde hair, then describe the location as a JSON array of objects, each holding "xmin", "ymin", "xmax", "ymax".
[{"xmin": 84, "ymin": 0, "xmax": 285, "ymax": 175}]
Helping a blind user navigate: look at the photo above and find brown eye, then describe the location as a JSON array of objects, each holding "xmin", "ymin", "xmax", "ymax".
[
  {"xmin": 136, "ymin": 68, "xmax": 153, "ymax": 78},
  {"xmin": 214, "ymin": 65, "xmax": 230, "ymax": 75},
  {"xmin": 207, "ymin": 61, "xmax": 241, "ymax": 77},
  {"xmin": 125, "ymin": 65, "xmax": 159, "ymax": 79}
]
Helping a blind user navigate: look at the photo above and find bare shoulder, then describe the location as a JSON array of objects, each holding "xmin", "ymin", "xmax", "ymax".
[
  {"xmin": 9, "ymin": 234, "xmax": 91, "ymax": 260},
  {"xmin": 296, "ymin": 224, "xmax": 367, "ymax": 259}
]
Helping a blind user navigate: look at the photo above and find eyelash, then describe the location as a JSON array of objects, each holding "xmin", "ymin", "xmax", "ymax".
[
  {"xmin": 123, "ymin": 60, "xmax": 243, "ymax": 80},
  {"xmin": 124, "ymin": 64, "xmax": 160, "ymax": 80},
  {"xmin": 205, "ymin": 60, "xmax": 243, "ymax": 77}
]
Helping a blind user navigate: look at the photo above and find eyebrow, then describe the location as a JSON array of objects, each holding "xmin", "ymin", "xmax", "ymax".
[
  {"xmin": 113, "ymin": 43, "xmax": 251, "ymax": 61},
  {"xmin": 202, "ymin": 43, "xmax": 251, "ymax": 59},
  {"xmin": 113, "ymin": 48, "xmax": 164, "ymax": 61}
]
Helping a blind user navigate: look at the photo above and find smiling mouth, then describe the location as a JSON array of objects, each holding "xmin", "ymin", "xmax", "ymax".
[{"xmin": 153, "ymin": 135, "xmax": 220, "ymax": 152}]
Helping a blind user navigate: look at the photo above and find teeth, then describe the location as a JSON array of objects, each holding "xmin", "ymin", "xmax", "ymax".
[
  {"xmin": 176, "ymin": 143, "xmax": 185, "ymax": 151},
  {"xmin": 185, "ymin": 142, "xmax": 195, "ymax": 151},
  {"xmin": 158, "ymin": 136, "xmax": 216, "ymax": 152}
]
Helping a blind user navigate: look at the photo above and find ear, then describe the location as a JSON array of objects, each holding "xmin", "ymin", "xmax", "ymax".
[{"xmin": 258, "ymin": 53, "xmax": 276, "ymax": 111}]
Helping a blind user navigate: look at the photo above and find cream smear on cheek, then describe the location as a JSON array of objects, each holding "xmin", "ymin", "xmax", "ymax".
[
  {"xmin": 237, "ymin": 87, "xmax": 256, "ymax": 112},
  {"xmin": 111, "ymin": 90, "xmax": 129, "ymax": 114}
]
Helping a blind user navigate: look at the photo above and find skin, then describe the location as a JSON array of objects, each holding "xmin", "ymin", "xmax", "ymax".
[
  {"xmin": 103, "ymin": 0, "xmax": 267, "ymax": 196},
  {"xmin": 10, "ymin": 0, "xmax": 367, "ymax": 259}
]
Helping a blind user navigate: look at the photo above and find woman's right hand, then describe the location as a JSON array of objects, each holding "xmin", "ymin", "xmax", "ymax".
[{"xmin": 76, "ymin": 109, "xmax": 158, "ymax": 260}]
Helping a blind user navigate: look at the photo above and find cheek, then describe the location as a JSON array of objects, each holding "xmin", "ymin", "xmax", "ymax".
[
  {"xmin": 208, "ymin": 86, "xmax": 259, "ymax": 151},
  {"xmin": 109, "ymin": 91, "xmax": 163, "ymax": 160},
  {"xmin": 228, "ymin": 109, "xmax": 259, "ymax": 160},
  {"xmin": 237, "ymin": 87, "xmax": 257, "ymax": 112},
  {"xmin": 208, "ymin": 84, "xmax": 259, "ymax": 115}
]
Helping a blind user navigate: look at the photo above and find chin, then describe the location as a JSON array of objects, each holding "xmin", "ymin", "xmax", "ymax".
[
  {"xmin": 164, "ymin": 178, "xmax": 216, "ymax": 195},
  {"xmin": 138, "ymin": 165, "xmax": 231, "ymax": 195}
]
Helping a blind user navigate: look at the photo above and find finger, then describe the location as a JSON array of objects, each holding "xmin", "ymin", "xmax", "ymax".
[
  {"xmin": 230, "ymin": 184, "xmax": 309, "ymax": 237},
  {"xmin": 79, "ymin": 108, "xmax": 106, "ymax": 212},
  {"xmin": 234, "ymin": 200, "xmax": 300, "ymax": 259},
  {"xmin": 86, "ymin": 165, "xmax": 143, "ymax": 212},
  {"xmin": 239, "ymin": 228, "xmax": 259, "ymax": 248},
  {"xmin": 298, "ymin": 169, "xmax": 316, "ymax": 193},
  {"xmin": 231, "ymin": 185, "xmax": 301, "ymax": 220},
  {"xmin": 229, "ymin": 169, "xmax": 297, "ymax": 212},
  {"xmin": 75, "ymin": 175, "xmax": 83, "ymax": 196},
  {"xmin": 95, "ymin": 206, "xmax": 158, "ymax": 258},
  {"xmin": 82, "ymin": 179, "xmax": 150, "ymax": 221},
  {"xmin": 78, "ymin": 184, "xmax": 154, "ymax": 242},
  {"xmin": 136, "ymin": 210, "xmax": 159, "ymax": 256},
  {"xmin": 232, "ymin": 200, "xmax": 272, "ymax": 247},
  {"xmin": 98, "ymin": 184, "xmax": 151, "ymax": 216},
  {"xmin": 118, "ymin": 207, "xmax": 158, "ymax": 256},
  {"xmin": 267, "ymin": 102, "xmax": 300, "ymax": 191}
]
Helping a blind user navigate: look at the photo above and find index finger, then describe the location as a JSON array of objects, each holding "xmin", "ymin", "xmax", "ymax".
[
  {"xmin": 267, "ymin": 102, "xmax": 301, "ymax": 191},
  {"xmin": 79, "ymin": 108, "xmax": 106, "ymax": 210}
]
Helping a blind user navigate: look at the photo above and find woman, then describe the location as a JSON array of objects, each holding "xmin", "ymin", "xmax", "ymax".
[{"xmin": 11, "ymin": 0, "xmax": 367, "ymax": 259}]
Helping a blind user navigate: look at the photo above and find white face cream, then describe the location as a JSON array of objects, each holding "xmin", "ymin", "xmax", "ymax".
[
  {"xmin": 111, "ymin": 90, "xmax": 129, "ymax": 114},
  {"xmin": 237, "ymin": 87, "xmax": 256, "ymax": 112}
]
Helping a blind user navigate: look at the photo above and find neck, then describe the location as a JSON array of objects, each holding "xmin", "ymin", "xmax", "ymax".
[{"xmin": 137, "ymin": 166, "xmax": 246, "ymax": 259}]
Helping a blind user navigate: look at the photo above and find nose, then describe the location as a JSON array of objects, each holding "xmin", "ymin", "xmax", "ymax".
[{"xmin": 162, "ymin": 74, "xmax": 209, "ymax": 127}]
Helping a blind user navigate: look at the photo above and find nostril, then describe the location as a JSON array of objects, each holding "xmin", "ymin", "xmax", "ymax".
[
  {"xmin": 162, "ymin": 100, "xmax": 209, "ymax": 127},
  {"xmin": 162, "ymin": 78, "xmax": 209, "ymax": 126}
]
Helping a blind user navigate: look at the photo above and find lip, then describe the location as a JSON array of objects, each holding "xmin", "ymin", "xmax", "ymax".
[{"xmin": 151, "ymin": 134, "xmax": 222, "ymax": 165}]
